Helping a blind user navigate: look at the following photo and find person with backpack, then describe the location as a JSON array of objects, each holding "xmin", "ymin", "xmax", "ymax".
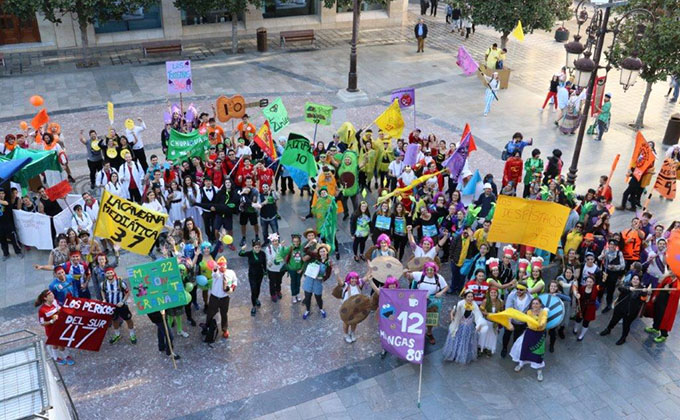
[{"xmin": 206, "ymin": 256, "xmax": 237, "ymax": 340}]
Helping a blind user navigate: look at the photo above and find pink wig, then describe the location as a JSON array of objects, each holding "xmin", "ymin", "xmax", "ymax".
[
  {"xmin": 384, "ymin": 276, "xmax": 399, "ymax": 288},
  {"xmin": 377, "ymin": 233, "xmax": 391, "ymax": 247},
  {"xmin": 423, "ymin": 261, "xmax": 438, "ymax": 274}
]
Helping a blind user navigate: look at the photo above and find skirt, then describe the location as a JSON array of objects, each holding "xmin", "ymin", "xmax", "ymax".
[
  {"xmin": 302, "ymin": 275, "xmax": 323, "ymax": 295},
  {"xmin": 559, "ymin": 109, "xmax": 581, "ymax": 134},
  {"xmin": 443, "ymin": 316, "xmax": 477, "ymax": 364},
  {"xmin": 510, "ymin": 328, "xmax": 546, "ymax": 369},
  {"xmin": 477, "ymin": 321, "xmax": 497, "ymax": 353}
]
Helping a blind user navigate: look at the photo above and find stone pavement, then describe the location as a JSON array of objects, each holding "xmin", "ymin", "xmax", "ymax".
[{"xmin": 1, "ymin": 4, "xmax": 680, "ymax": 420}]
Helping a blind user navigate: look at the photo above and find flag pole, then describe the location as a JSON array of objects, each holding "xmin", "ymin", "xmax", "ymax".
[
  {"xmin": 313, "ymin": 123, "xmax": 319, "ymax": 143},
  {"xmin": 161, "ymin": 311, "xmax": 178, "ymax": 369},
  {"xmin": 417, "ymin": 363, "xmax": 423, "ymax": 408},
  {"xmin": 179, "ymin": 93, "xmax": 184, "ymax": 116},
  {"xmin": 228, "ymin": 156, "xmax": 244, "ymax": 178},
  {"xmin": 266, "ymin": 157, "xmax": 280, "ymax": 169},
  {"xmin": 413, "ymin": 103, "xmax": 417, "ymax": 130}
]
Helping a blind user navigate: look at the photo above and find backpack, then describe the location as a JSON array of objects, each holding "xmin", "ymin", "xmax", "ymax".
[{"xmin": 202, "ymin": 319, "xmax": 218, "ymax": 343}]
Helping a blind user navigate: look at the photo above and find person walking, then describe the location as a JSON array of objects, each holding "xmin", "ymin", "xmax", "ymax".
[
  {"xmin": 420, "ymin": 0, "xmax": 429, "ymax": 15},
  {"xmin": 429, "ymin": 0, "xmax": 438, "ymax": 16},
  {"xmin": 206, "ymin": 256, "xmax": 238, "ymax": 339},
  {"xmin": 593, "ymin": 93, "xmax": 612, "ymax": 141},
  {"xmin": 483, "ymin": 72, "xmax": 500, "ymax": 116},
  {"xmin": 415, "ymin": 19, "xmax": 428, "ymax": 53}
]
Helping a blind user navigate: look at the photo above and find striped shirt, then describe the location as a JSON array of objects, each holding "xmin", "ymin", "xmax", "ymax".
[{"xmin": 103, "ymin": 279, "xmax": 128, "ymax": 305}]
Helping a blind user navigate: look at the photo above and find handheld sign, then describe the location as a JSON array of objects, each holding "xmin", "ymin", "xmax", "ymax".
[
  {"xmin": 379, "ymin": 288, "xmax": 427, "ymax": 364},
  {"xmin": 262, "ymin": 97, "xmax": 290, "ymax": 133},
  {"xmin": 46, "ymin": 296, "xmax": 116, "ymax": 352},
  {"xmin": 304, "ymin": 102, "xmax": 333, "ymax": 126},
  {"xmin": 127, "ymin": 258, "xmax": 189, "ymax": 314},
  {"xmin": 166, "ymin": 60, "xmax": 193, "ymax": 94}
]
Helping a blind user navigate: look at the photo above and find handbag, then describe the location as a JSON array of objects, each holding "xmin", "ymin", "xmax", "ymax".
[
  {"xmin": 586, "ymin": 123, "xmax": 596, "ymax": 135},
  {"xmin": 460, "ymin": 255, "xmax": 477, "ymax": 277}
]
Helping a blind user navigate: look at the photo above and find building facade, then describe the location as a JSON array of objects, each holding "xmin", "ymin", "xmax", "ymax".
[{"xmin": 0, "ymin": 0, "xmax": 409, "ymax": 50}]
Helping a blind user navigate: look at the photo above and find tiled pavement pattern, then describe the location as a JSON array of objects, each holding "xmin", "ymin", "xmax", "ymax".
[{"xmin": 1, "ymin": 4, "xmax": 680, "ymax": 420}]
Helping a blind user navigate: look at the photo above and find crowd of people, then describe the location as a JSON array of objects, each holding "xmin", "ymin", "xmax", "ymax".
[{"xmin": 0, "ymin": 96, "xmax": 678, "ymax": 381}]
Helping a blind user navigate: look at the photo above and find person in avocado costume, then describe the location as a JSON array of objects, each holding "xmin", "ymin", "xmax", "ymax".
[
  {"xmin": 312, "ymin": 187, "xmax": 339, "ymax": 259},
  {"xmin": 376, "ymin": 130, "xmax": 393, "ymax": 189},
  {"xmin": 337, "ymin": 150, "xmax": 360, "ymax": 220},
  {"xmin": 359, "ymin": 138, "xmax": 378, "ymax": 193}
]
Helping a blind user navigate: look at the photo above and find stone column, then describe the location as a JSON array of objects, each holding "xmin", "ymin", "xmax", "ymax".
[
  {"xmin": 161, "ymin": 0, "xmax": 183, "ymax": 39},
  {"xmin": 320, "ymin": 0, "xmax": 337, "ymax": 26}
]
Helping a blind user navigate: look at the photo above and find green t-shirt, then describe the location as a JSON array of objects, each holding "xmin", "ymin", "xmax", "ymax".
[{"xmin": 597, "ymin": 101, "xmax": 611, "ymax": 122}]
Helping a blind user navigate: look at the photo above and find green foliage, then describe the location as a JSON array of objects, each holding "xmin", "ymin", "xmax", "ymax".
[
  {"xmin": 607, "ymin": 0, "xmax": 680, "ymax": 84},
  {"xmin": 173, "ymin": 0, "xmax": 262, "ymax": 17},
  {"xmin": 323, "ymin": 0, "xmax": 390, "ymax": 10},
  {"xmin": 467, "ymin": 0, "xmax": 571, "ymax": 36},
  {"xmin": 2, "ymin": 0, "xmax": 156, "ymax": 25}
]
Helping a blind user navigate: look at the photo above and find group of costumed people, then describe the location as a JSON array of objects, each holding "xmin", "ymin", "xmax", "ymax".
[{"xmin": 5, "ymin": 98, "xmax": 678, "ymax": 379}]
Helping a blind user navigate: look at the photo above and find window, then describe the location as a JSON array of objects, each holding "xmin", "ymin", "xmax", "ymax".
[
  {"xmin": 264, "ymin": 0, "xmax": 316, "ymax": 18},
  {"xmin": 337, "ymin": 2, "xmax": 386, "ymax": 13},
  {"xmin": 94, "ymin": 3, "xmax": 162, "ymax": 34},
  {"xmin": 181, "ymin": 8, "xmax": 243, "ymax": 25}
]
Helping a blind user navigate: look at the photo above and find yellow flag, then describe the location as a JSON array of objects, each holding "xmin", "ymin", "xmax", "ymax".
[
  {"xmin": 107, "ymin": 101, "xmax": 114, "ymax": 125},
  {"xmin": 511, "ymin": 20, "xmax": 525, "ymax": 42},
  {"xmin": 374, "ymin": 99, "xmax": 404, "ymax": 139}
]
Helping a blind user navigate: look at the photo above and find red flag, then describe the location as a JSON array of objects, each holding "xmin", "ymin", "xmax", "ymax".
[
  {"xmin": 629, "ymin": 131, "xmax": 655, "ymax": 181},
  {"xmin": 31, "ymin": 109, "xmax": 49, "ymax": 130},
  {"xmin": 45, "ymin": 180, "xmax": 72, "ymax": 200},
  {"xmin": 254, "ymin": 120, "xmax": 277, "ymax": 160},
  {"xmin": 461, "ymin": 123, "xmax": 477, "ymax": 153}
]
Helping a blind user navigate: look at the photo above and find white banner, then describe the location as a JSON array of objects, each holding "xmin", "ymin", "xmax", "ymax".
[
  {"xmin": 52, "ymin": 194, "xmax": 84, "ymax": 235},
  {"xmin": 13, "ymin": 210, "xmax": 53, "ymax": 250}
]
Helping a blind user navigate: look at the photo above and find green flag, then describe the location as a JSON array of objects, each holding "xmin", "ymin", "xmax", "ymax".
[
  {"xmin": 167, "ymin": 129, "xmax": 209, "ymax": 161},
  {"xmin": 312, "ymin": 195, "xmax": 338, "ymax": 253},
  {"xmin": 304, "ymin": 102, "xmax": 333, "ymax": 126},
  {"xmin": 262, "ymin": 97, "xmax": 290, "ymax": 133},
  {"xmin": 126, "ymin": 258, "xmax": 190, "ymax": 314},
  {"xmin": 280, "ymin": 133, "xmax": 318, "ymax": 177}
]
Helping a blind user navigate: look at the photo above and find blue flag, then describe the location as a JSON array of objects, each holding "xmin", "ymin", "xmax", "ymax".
[
  {"xmin": 461, "ymin": 170, "xmax": 481, "ymax": 195},
  {"xmin": 285, "ymin": 165, "xmax": 309, "ymax": 188}
]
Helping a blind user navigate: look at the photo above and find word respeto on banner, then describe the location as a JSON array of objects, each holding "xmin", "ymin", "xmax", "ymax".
[
  {"xmin": 379, "ymin": 288, "xmax": 427, "ymax": 364},
  {"xmin": 262, "ymin": 97, "xmax": 290, "ymax": 133},
  {"xmin": 166, "ymin": 60, "xmax": 192, "ymax": 94},
  {"xmin": 94, "ymin": 190, "xmax": 167, "ymax": 255},
  {"xmin": 127, "ymin": 258, "xmax": 189, "ymax": 314},
  {"xmin": 487, "ymin": 195, "xmax": 570, "ymax": 254},
  {"xmin": 304, "ymin": 102, "xmax": 333, "ymax": 126},
  {"xmin": 46, "ymin": 296, "xmax": 116, "ymax": 352}
]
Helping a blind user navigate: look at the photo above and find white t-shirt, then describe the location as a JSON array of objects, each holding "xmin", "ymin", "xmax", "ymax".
[
  {"xmin": 125, "ymin": 121, "xmax": 147, "ymax": 150},
  {"xmin": 236, "ymin": 145, "xmax": 252, "ymax": 158},
  {"xmin": 412, "ymin": 272, "xmax": 447, "ymax": 297},
  {"xmin": 414, "ymin": 246, "xmax": 437, "ymax": 259},
  {"xmin": 210, "ymin": 269, "xmax": 238, "ymax": 298},
  {"xmin": 342, "ymin": 284, "xmax": 362, "ymax": 302}
]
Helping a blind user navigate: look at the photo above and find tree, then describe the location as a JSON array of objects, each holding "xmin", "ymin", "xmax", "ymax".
[
  {"xmin": 467, "ymin": 0, "xmax": 571, "ymax": 48},
  {"xmin": 1, "ymin": 0, "xmax": 155, "ymax": 65},
  {"xmin": 607, "ymin": 0, "xmax": 680, "ymax": 129},
  {"xmin": 173, "ymin": 0, "xmax": 261, "ymax": 54}
]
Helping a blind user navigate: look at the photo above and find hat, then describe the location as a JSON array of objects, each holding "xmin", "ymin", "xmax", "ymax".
[
  {"xmin": 604, "ymin": 93, "xmax": 612, "ymax": 98},
  {"xmin": 518, "ymin": 258, "xmax": 530, "ymax": 271},
  {"xmin": 503, "ymin": 245, "xmax": 516, "ymax": 258},
  {"xmin": 317, "ymin": 243, "xmax": 331, "ymax": 253},
  {"xmin": 584, "ymin": 233, "xmax": 595, "ymax": 241},
  {"xmin": 291, "ymin": 233, "xmax": 301, "ymax": 239},
  {"xmin": 217, "ymin": 256, "xmax": 227, "ymax": 267},
  {"xmin": 303, "ymin": 228, "xmax": 317, "ymax": 237},
  {"xmin": 531, "ymin": 256, "xmax": 544, "ymax": 271},
  {"xmin": 104, "ymin": 266, "xmax": 116, "ymax": 274},
  {"xmin": 268, "ymin": 233, "xmax": 279, "ymax": 241},
  {"xmin": 486, "ymin": 258, "xmax": 500, "ymax": 271},
  {"xmin": 525, "ymin": 246, "xmax": 535, "ymax": 254},
  {"xmin": 483, "ymin": 183, "xmax": 492, "ymax": 190}
]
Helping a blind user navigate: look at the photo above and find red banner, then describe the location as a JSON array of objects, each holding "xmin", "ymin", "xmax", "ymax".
[
  {"xmin": 45, "ymin": 180, "xmax": 72, "ymax": 201},
  {"xmin": 46, "ymin": 296, "xmax": 116, "ymax": 352},
  {"xmin": 591, "ymin": 76, "xmax": 606, "ymax": 117}
]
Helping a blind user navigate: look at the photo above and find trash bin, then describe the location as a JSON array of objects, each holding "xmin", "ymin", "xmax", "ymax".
[
  {"xmin": 663, "ymin": 113, "xmax": 680, "ymax": 146},
  {"xmin": 257, "ymin": 27, "xmax": 267, "ymax": 52}
]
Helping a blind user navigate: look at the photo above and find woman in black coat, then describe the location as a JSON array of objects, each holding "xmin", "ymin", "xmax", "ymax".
[{"xmin": 599, "ymin": 274, "xmax": 650, "ymax": 345}]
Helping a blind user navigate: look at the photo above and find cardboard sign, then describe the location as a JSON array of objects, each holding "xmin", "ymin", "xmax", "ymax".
[
  {"xmin": 487, "ymin": 195, "xmax": 570, "ymax": 253},
  {"xmin": 262, "ymin": 97, "xmax": 290, "ymax": 133},
  {"xmin": 378, "ymin": 288, "xmax": 427, "ymax": 364},
  {"xmin": 166, "ymin": 60, "xmax": 193, "ymax": 94},
  {"xmin": 127, "ymin": 258, "xmax": 189, "ymax": 314},
  {"xmin": 46, "ymin": 296, "xmax": 116, "ymax": 352},
  {"xmin": 216, "ymin": 95, "xmax": 246, "ymax": 123},
  {"xmin": 94, "ymin": 190, "xmax": 167, "ymax": 255},
  {"xmin": 304, "ymin": 102, "xmax": 333, "ymax": 126},
  {"xmin": 45, "ymin": 180, "xmax": 72, "ymax": 201}
]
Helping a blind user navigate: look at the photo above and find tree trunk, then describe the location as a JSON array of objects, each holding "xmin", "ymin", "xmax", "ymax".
[
  {"xmin": 231, "ymin": 13, "xmax": 238, "ymax": 54},
  {"xmin": 500, "ymin": 32, "xmax": 509, "ymax": 49},
  {"xmin": 633, "ymin": 80, "xmax": 654, "ymax": 130},
  {"xmin": 78, "ymin": 17, "xmax": 91, "ymax": 65}
]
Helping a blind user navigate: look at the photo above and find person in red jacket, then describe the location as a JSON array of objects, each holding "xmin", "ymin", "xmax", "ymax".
[
  {"xmin": 205, "ymin": 158, "xmax": 225, "ymax": 188},
  {"xmin": 234, "ymin": 157, "xmax": 255, "ymax": 187},
  {"xmin": 645, "ymin": 274, "xmax": 680, "ymax": 343},
  {"xmin": 254, "ymin": 160, "xmax": 275, "ymax": 192},
  {"xmin": 502, "ymin": 151, "xmax": 523, "ymax": 193},
  {"xmin": 573, "ymin": 275, "xmax": 600, "ymax": 342}
]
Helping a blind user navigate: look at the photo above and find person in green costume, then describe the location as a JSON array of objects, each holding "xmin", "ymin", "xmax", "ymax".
[
  {"xmin": 359, "ymin": 139, "xmax": 378, "ymax": 193},
  {"xmin": 278, "ymin": 233, "xmax": 305, "ymax": 304},
  {"xmin": 337, "ymin": 150, "xmax": 359, "ymax": 220},
  {"xmin": 376, "ymin": 130, "xmax": 393, "ymax": 189},
  {"xmin": 522, "ymin": 148, "xmax": 543, "ymax": 199},
  {"xmin": 312, "ymin": 187, "xmax": 339, "ymax": 259}
]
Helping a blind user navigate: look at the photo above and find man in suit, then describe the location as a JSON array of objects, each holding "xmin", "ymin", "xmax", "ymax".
[{"xmin": 415, "ymin": 19, "xmax": 428, "ymax": 53}]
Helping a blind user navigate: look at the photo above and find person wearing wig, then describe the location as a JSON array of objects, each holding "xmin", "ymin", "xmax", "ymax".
[
  {"xmin": 443, "ymin": 289, "xmax": 486, "ymax": 363},
  {"xmin": 405, "ymin": 261, "xmax": 448, "ymax": 344},
  {"xmin": 337, "ymin": 271, "xmax": 367, "ymax": 343},
  {"xmin": 368, "ymin": 276, "xmax": 402, "ymax": 359},
  {"xmin": 509, "ymin": 297, "xmax": 548, "ymax": 382},
  {"xmin": 406, "ymin": 225, "xmax": 448, "ymax": 259},
  {"xmin": 369, "ymin": 234, "xmax": 396, "ymax": 260}
]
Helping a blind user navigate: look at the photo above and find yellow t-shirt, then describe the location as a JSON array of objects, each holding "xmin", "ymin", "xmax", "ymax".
[
  {"xmin": 473, "ymin": 228, "xmax": 489, "ymax": 249},
  {"xmin": 485, "ymin": 48, "xmax": 501, "ymax": 69}
]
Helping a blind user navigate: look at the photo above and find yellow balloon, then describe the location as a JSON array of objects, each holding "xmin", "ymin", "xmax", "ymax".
[
  {"xmin": 125, "ymin": 119, "xmax": 135, "ymax": 130},
  {"xmin": 221, "ymin": 234, "xmax": 233, "ymax": 245}
]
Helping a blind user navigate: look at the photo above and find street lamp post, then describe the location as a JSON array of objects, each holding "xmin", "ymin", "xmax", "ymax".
[
  {"xmin": 347, "ymin": 0, "xmax": 361, "ymax": 92},
  {"xmin": 563, "ymin": 0, "xmax": 654, "ymax": 185}
]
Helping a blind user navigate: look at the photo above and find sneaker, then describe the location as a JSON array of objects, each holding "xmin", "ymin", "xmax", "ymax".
[
  {"xmin": 645, "ymin": 327, "xmax": 660, "ymax": 335},
  {"xmin": 109, "ymin": 335, "xmax": 121, "ymax": 344},
  {"xmin": 130, "ymin": 335, "xmax": 137, "ymax": 345},
  {"xmin": 179, "ymin": 330, "xmax": 189, "ymax": 338},
  {"xmin": 320, "ymin": 309, "xmax": 327, "ymax": 318},
  {"xmin": 514, "ymin": 364, "xmax": 523, "ymax": 372},
  {"xmin": 223, "ymin": 330, "xmax": 230, "ymax": 339},
  {"xmin": 537, "ymin": 370, "xmax": 543, "ymax": 382},
  {"xmin": 251, "ymin": 307, "xmax": 256, "ymax": 316},
  {"xmin": 303, "ymin": 311, "xmax": 310, "ymax": 320},
  {"xmin": 654, "ymin": 336, "xmax": 667, "ymax": 343},
  {"xmin": 56, "ymin": 358, "xmax": 67, "ymax": 366},
  {"xmin": 172, "ymin": 354, "xmax": 181, "ymax": 360},
  {"xmin": 344, "ymin": 334, "xmax": 352, "ymax": 343},
  {"xmin": 240, "ymin": 237, "xmax": 246, "ymax": 247},
  {"xmin": 350, "ymin": 332, "xmax": 357, "ymax": 342},
  {"xmin": 65, "ymin": 356, "xmax": 75, "ymax": 366}
]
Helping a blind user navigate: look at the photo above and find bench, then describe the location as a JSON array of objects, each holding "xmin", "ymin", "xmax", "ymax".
[
  {"xmin": 279, "ymin": 30, "xmax": 315, "ymax": 48},
  {"xmin": 142, "ymin": 40, "xmax": 182, "ymax": 57}
]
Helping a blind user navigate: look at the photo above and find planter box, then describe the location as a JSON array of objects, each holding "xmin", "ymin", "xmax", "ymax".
[
  {"xmin": 555, "ymin": 29, "xmax": 570, "ymax": 42},
  {"xmin": 477, "ymin": 65, "xmax": 511, "ymax": 89}
]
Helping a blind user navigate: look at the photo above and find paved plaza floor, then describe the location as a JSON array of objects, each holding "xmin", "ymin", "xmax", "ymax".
[{"xmin": 1, "ymin": 4, "xmax": 680, "ymax": 419}]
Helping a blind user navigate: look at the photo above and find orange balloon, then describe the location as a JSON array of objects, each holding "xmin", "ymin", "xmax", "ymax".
[
  {"xmin": 667, "ymin": 230, "xmax": 680, "ymax": 278},
  {"xmin": 30, "ymin": 95, "xmax": 44, "ymax": 107},
  {"xmin": 19, "ymin": 121, "xmax": 28, "ymax": 130}
]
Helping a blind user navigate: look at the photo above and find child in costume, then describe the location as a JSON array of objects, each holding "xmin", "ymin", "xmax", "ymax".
[{"xmin": 337, "ymin": 271, "xmax": 366, "ymax": 343}]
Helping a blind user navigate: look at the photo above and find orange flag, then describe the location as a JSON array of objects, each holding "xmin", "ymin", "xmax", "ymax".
[
  {"xmin": 461, "ymin": 123, "xmax": 477, "ymax": 153},
  {"xmin": 31, "ymin": 109, "xmax": 49, "ymax": 130},
  {"xmin": 653, "ymin": 158, "xmax": 677, "ymax": 200},
  {"xmin": 628, "ymin": 131, "xmax": 655, "ymax": 181}
]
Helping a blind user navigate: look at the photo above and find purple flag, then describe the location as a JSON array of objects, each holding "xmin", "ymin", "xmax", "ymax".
[
  {"xmin": 379, "ymin": 288, "xmax": 427, "ymax": 364},
  {"xmin": 390, "ymin": 87, "xmax": 415, "ymax": 108},
  {"xmin": 403, "ymin": 144, "xmax": 419, "ymax": 167},
  {"xmin": 443, "ymin": 131, "xmax": 472, "ymax": 181},
  {"xmin": 456, "ymin": 46, "xmax": 479, "ymax": 76}
]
